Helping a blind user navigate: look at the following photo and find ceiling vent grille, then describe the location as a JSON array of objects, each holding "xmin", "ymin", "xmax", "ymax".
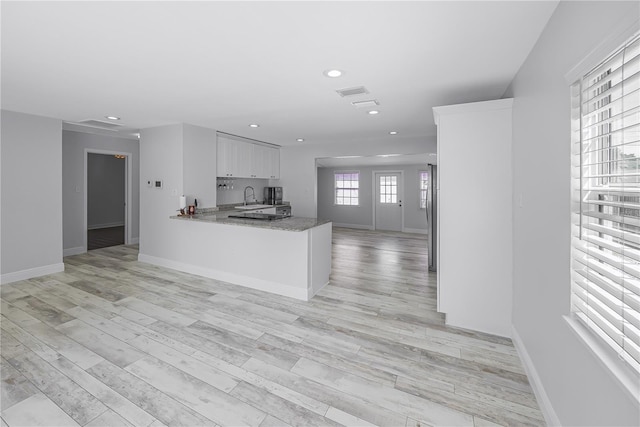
[
  {"xmin": 336, "ymin": 86, "xmax": 369, "ymax": 97},
  {"xmin": 77, "ymin": 119, "xmax": 125, "ymax": 130},
  {"xmin": 351, "ymin": 99, "xmax": 379, "ymax": 108}
]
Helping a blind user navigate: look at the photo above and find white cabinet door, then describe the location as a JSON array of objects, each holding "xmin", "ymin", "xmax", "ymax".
[
  {"xmin": 266, "ymin": 146, "xmax": 280, "ymax": 179},
  {"xmin": 251, "ymin": 144, "xmax": 269, "ymax": 179},
  {"xmin": 217, "ymin": 137, "xmax": 280, "ymax": 179},
  {"xmin": 216, "ymin": 138, "xmax": 238, "ymax": 177},
  {"xmin": 235, "ymin": 140, "xmax": 252, "ymax": 178}
]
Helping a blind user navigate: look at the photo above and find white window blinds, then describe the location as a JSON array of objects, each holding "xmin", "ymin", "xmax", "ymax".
[{"xmin": 571, "ymin": 33, "xmax": 640, "ymax": 374}]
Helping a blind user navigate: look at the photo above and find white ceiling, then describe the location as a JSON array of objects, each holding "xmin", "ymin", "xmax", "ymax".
[{"xmin": 1, "ymin": 1, "xmax": 558, "ymax": 147}]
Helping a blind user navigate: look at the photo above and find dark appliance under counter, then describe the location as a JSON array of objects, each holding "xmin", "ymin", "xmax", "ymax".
[{"xmin": 227, "ymin": 212, "xmax": 288, "ymax": 221}]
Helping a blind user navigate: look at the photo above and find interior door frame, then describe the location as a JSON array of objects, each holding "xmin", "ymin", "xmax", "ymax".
[
  {"xmin": 372, "ymin": 170, "xmax": 404, "ymax": 232},
  {"xmin": 83, "ymin": 148, "xmax": 133, "ymax": 252}
]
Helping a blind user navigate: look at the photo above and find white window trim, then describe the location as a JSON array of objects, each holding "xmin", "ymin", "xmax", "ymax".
[
  {"xmin": 567, "ymin": 24, "xmax": 640, "ymax": 399},
  {"xmin": 334, "ymin": 170, "xmax": 360, "ymax": 207},
  {"xmin": 419, "ymin": 170, "xmax": 428, "ymax": 210}
]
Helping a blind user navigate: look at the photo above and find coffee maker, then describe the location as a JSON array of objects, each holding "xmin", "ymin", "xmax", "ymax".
[{"xmin": 263, "ymin": 187, "xmax": 283, "ymax": 205}]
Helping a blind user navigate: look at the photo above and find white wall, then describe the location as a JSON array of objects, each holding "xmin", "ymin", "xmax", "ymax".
[
  {"xmin": 317, "ymin": 164, "xmax": 427, "ymax": 232},
  {"xmin": 507, "ymin": 2, "xmax": 640, "ymax": 425},
  {"xmin": 183, "ymin": 124, "xmax": 217, "ymax": 208},
  {"xmin": 62, "ymin": 130, "xmax": 140, "ymax": 253},
  {"xmin": 1, "ymin": 110, "xmax": 64, "ymax": 283},
  {"xmin": 139, "ymin": 123, "xmax": 217, "ymax": 259},
  {"xmin": 87, "ymin": 153, "xmax": 125, "ymax": 229},
  {"xmin": 434, "ymin": 100, "xmax": 513, "ymax": 338},
  {"xmin": 279, "ymin": 136, "xmax": 436, "ymax": 218},
  {"xmin": 139, "ymin": 124, "xmax": 184, "ymax": 260}
]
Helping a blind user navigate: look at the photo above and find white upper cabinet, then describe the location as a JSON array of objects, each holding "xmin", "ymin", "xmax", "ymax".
[
  {"xmin": 216, "ymin": 137, "xmax": 237, "ymax": 177},
  {"xmin": 217, "ymin": 135, "xmax": 280, "ymax": 179},
  {"xmin": 266, "ymin": 145, "xmax": 280, "ymax": 179}
]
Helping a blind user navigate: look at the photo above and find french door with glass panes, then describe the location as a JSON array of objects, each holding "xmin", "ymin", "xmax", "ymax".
[{"xmin": 375, "ymin": 172, "xmax": 403, "ymax": 231}]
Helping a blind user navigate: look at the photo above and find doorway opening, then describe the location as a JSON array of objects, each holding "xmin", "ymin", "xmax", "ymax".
[{"xmin": 84, "ymin": 150, "xmax": 132, "ymax": 251}]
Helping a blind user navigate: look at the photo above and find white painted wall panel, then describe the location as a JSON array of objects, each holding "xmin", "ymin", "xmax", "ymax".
[
  {"xmin": 434, "ymin": 99, "xmax": 513, "ymax": 338},
  {"xmin": 183, "ymin": 124, "xmax": 217, "ymax": 208},
  {"xmin": 1, "ymin": 110, "xmax": 63, "ymax": 282}
]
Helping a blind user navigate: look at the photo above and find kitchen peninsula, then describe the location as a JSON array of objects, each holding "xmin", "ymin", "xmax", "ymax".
[{"xmin": 138, "ymin": 206, "xmax": 332, "ymax": 301}]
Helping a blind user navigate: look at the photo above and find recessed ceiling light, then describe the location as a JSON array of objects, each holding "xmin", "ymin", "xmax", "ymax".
[
  {"xmin": 368, "ymin": 110, "xmax": 379, "ymax": 115},
  {"xmin": 249, "ymin": 124, "xmax": 260, "ymax": 128},
  {"xmin": 296, "ymin": 138, "xmax": 305, "ymax": 142},
  {"xmin": 324, "ymin": 69, "xmax": 343, "ymax": 78},
  {"xmin": 105, "ymin": 116, "xmax": 120, "ymax": 120},
  {"xmin": 389, "ymin": 131, "xmax": 398, "ymax": 135}
]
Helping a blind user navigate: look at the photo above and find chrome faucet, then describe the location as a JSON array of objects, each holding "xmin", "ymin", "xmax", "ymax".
[{"xmin": 243, "ymin": 186, "xmax": 255, "ymax": 205}]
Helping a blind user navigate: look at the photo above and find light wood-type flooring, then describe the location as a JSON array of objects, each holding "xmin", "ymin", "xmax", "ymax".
[
  {"xmin": 0, "ymin": 227, "xmax": 544, "ymax": 427},
  {"xmin": 88, "ymin": 226, "xmax": 125, "ymax": 251}
]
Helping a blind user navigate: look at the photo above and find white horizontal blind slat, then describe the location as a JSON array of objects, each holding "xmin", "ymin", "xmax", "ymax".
[{"xmin": 572, "ymin": 33, "xmax": 640, "ymax": 373}]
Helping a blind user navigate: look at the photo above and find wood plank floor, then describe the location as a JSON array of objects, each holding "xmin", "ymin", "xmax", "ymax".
[
  {"xmin": 87, "ymin": 226, "xmax": 125, "ymax": 251},
  {"xmin": 0, "ymin": 227, "xmax": 544, "ymax": 427}
]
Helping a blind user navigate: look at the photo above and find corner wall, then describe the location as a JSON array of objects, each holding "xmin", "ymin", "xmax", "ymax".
[
  {"xmin": 1, "ymin": 110, "xmax": 63, "ymax": 283},
  {"xmin": 138, "ymin": 123, "xmax": 217, "ymax": 261},
  {"xmin": 508, "ymin": 2, "xmax": 639, "ymax": 425}
]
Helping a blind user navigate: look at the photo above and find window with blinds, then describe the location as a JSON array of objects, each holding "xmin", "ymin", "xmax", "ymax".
[{"xmin": 571, "ymin": 33, "xmax": 640, "ymax": 375}]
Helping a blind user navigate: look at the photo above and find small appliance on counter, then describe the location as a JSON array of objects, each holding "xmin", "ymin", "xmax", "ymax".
[
  {"xmin": 264, "ymin": 187, "xmax": 283, "ymax": 205},
  {"xmin": 276, "ymin": 205, "xmax": 291, "ymax": 217}
]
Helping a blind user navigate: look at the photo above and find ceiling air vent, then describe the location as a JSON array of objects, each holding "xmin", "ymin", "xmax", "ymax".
[
  {"xmin": 351, "ymin": 99, "xmax": 379, "ymax": 108},
  {"xmin": 336, "ymin": 86, "xmax": 369, "ymax": 97},
  {"xmin": 77, "ymin": 119, "xmax": 125, "ymax": 130}
]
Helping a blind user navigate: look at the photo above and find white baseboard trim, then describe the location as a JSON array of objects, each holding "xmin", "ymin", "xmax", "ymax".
[
  {"xmin": 88, "ymin": 222, "xmax": 125, "ymax": 230},
  {"xmin": 308, "ymin": 280, "xmax": 329, "ymax": 300},
  {"xmin": 63, "ymin": 247, "xmax": 85, "ymax": 257},
  {"xmin": 129, "ymin": 237, "xmax": 140, "ymax": 245},
  {"xmin": 1, "ymin": 263, "xmax": 65, "ymax": 286},
  {"xmin": 511, "ymin": 325, "xmax": 561, "ymax": 426},
  {"xmin": 332, "ymin": 223, "xmax": 374, "ymax": 230},
  {"xmin": 138, "ymin": 253, "xmax": 309, "ymax": 301},
  {"xmin": 403, "ymin": 227, "xmax": 427, "ymax": 235}
]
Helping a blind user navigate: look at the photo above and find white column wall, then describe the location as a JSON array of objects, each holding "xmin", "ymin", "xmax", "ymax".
[{"xmin": 434, "ymin": 100, "xmax": 513, "ymax": 338}]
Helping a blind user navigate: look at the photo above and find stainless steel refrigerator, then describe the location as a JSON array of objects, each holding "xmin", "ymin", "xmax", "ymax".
[{"xmin": 426, "ymin": 164, "xmax": 437, "ymax": 272}]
